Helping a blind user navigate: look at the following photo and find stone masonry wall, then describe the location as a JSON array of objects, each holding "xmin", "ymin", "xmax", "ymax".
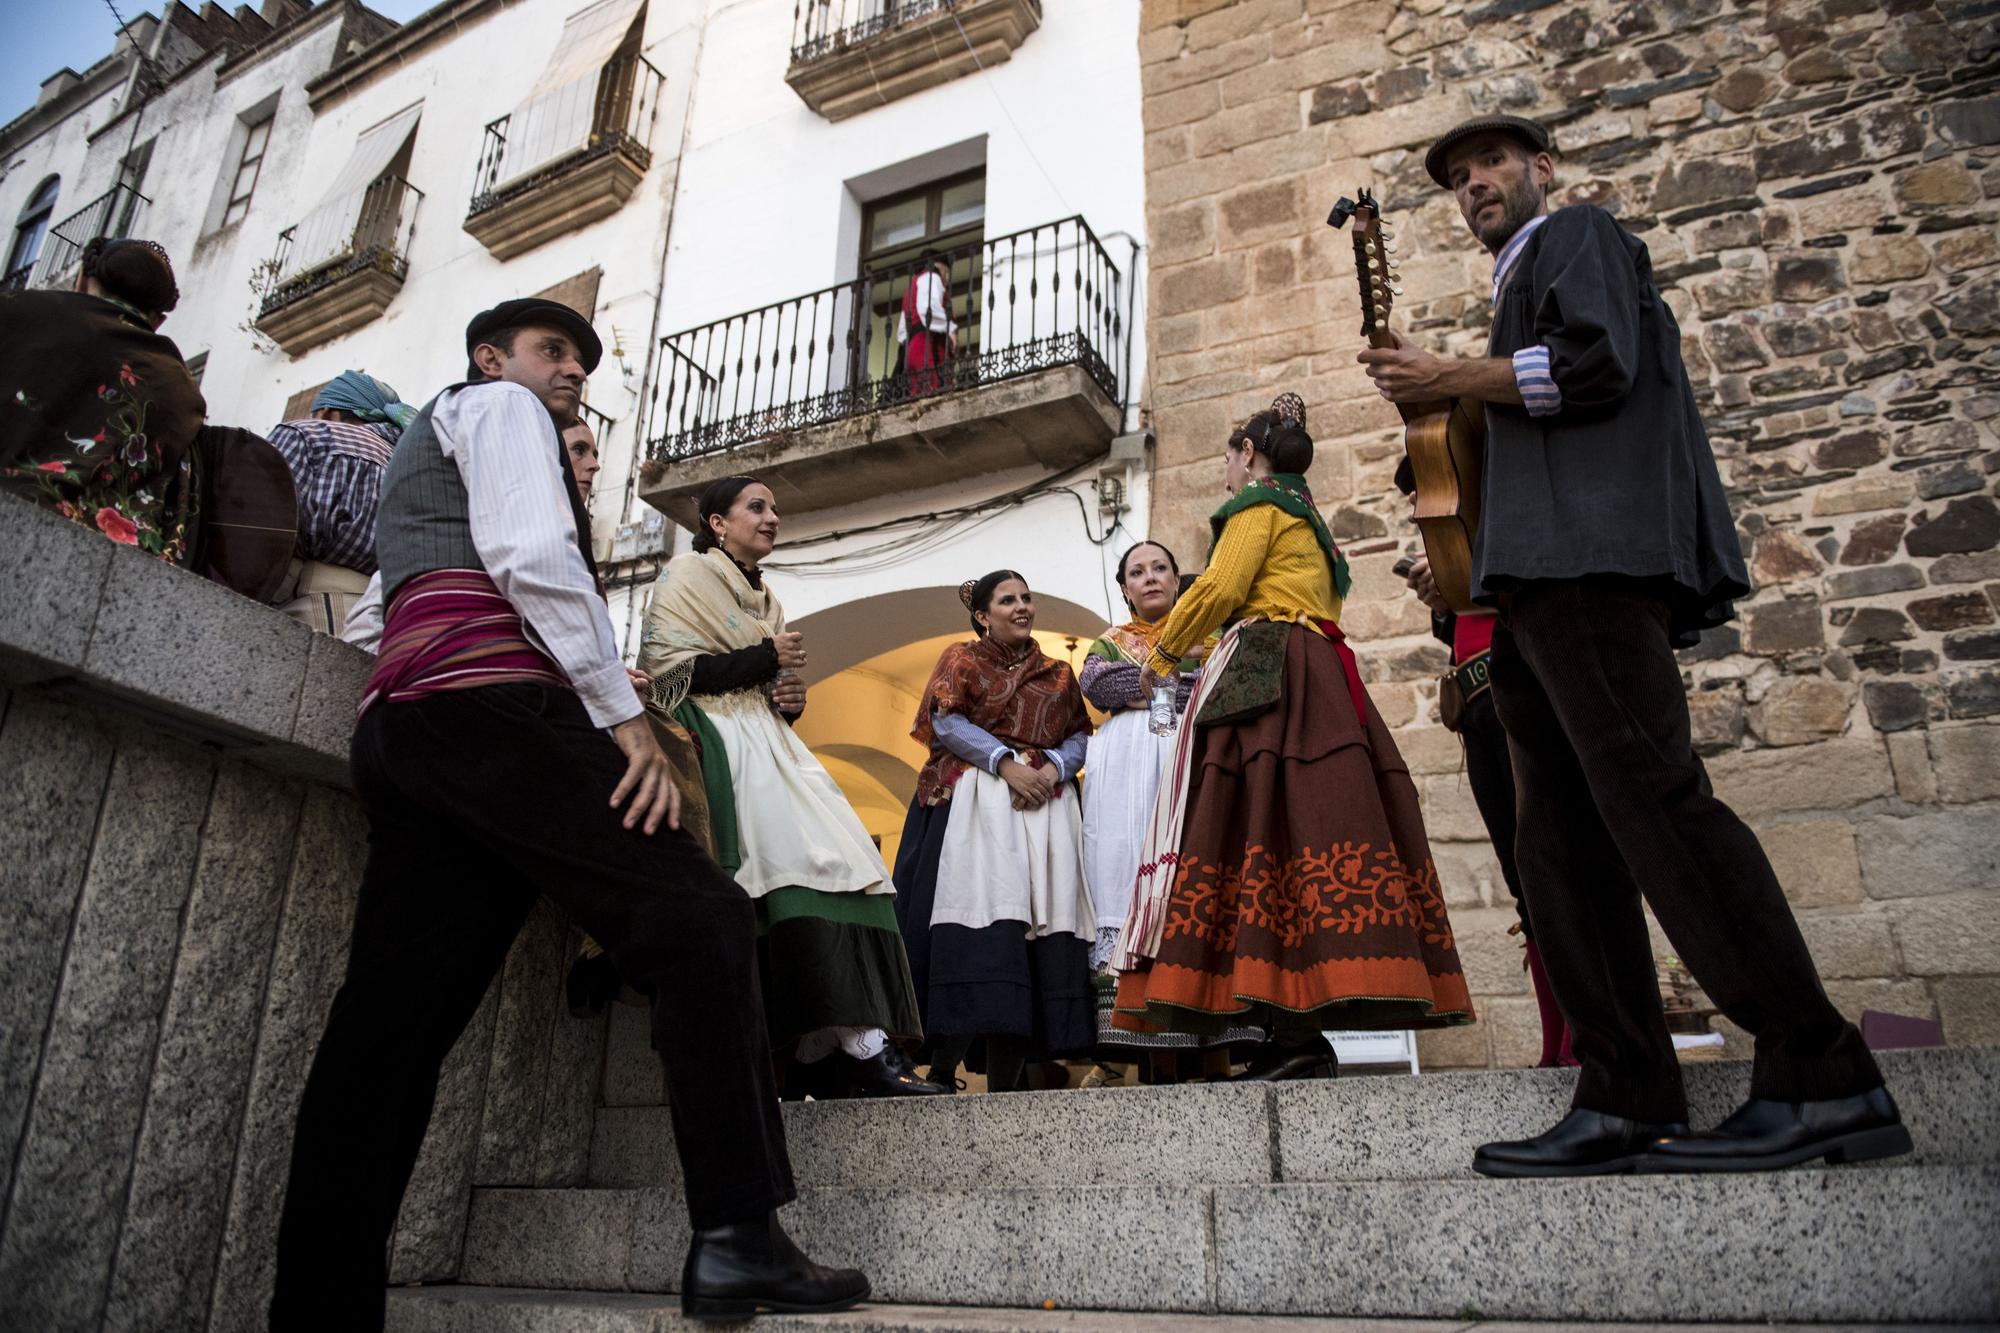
[
  {"xmin": 1137, "ymin": 0, "xmax": 2000, "ymax": 1069},
  {"xmin": 0, "ymin": 496, "xmax": 603, "ymax": 1333}
]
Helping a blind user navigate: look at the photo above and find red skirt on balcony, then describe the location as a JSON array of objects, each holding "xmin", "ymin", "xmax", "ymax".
[{"xmin": 904, "ymin": 329, "xmax": 952, "ymax": 397}]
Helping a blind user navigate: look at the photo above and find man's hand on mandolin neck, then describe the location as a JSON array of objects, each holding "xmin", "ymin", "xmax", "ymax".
[{"xmin": 1358, "ymin": 328, "xmax": 1525, "ymax": 407}]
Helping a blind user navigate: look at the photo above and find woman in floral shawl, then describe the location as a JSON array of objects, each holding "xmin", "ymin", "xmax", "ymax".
[
  {"xmin": 1112, "ymin": 393, "xmax": 1473, "ymax": 1080},
  {"xmin": 893, "ymin": 570, "xmax": 1095, "ymax": 1093},
  {"xmin": 0, "ymin": 238, "xmax": 205, "ymax": 563},
  {"xmin": 639, "ymin": 477, "xmax": 937, "ymax": 1099}
]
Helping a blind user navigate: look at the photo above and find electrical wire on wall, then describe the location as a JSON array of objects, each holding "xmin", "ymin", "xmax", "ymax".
[{"xmin": 762, "ymin": 461, "xmax": 1129, "ymax": 620}]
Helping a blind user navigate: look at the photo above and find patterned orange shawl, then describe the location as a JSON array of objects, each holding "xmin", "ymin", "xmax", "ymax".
[{"xmin": 912, "ymin": 634, "xmax": 1090, "ymax": 805}]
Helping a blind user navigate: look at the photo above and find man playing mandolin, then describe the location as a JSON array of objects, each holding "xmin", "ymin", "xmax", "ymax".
[{"xmin": 1358, "ymin": 114, "xmax": 1909, "ymax": 1178}]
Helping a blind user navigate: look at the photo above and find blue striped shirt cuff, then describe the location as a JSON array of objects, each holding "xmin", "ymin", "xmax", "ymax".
[{"xmin": 1513, "ymin": 344, "xmax": 1561, "ymax": 418}]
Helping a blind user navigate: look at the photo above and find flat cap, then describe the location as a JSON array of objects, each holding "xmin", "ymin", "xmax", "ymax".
[
  {"xmin": 1423, "ymin": 114, "xmax": 1554, "ymax": 188},
  {"xmin": 464, "ymin": 297, "xmax": 603, "ymax": 378}
]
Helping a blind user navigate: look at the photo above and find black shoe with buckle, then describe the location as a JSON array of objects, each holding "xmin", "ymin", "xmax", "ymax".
[
  {"xmin": 1473, "ymin": 1108, "xmax": 1689, "ymax": 1178},
  {"xmin": 681, "ymin": 1212, "xmax": 869, "ymax": 1321},
  {"xmin": 848, "ymin": 1048, "xmax": 950, "ymax": 1097},
  {"xmin": 1642, "ymin": 1086, "xmax": 1911, "ymax": 1173}
]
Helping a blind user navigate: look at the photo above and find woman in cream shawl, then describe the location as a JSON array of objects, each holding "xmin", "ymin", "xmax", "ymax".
[{"xmin": 639, "ymin": 476, "xmax": 937, "ymax": 1099}]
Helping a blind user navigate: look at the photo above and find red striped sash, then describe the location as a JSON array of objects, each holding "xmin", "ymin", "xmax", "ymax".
[{"xmin": 358, "ymin": 569, "xmax": 569, "ymax": 717}]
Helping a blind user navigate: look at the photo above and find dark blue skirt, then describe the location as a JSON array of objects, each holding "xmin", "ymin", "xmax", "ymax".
[{"xmin": 891, "ymin": 796, "xmax": 1095, "ymax": 1059}]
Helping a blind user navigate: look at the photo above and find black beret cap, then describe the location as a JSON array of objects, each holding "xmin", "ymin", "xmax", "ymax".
[
  {"xmin": 463, "ymin": 297, "xmax": 603, "ymax": 379},
  {"xmin": 1423, "ymin": 114, "xmax": 1554, "ymax": 189}
]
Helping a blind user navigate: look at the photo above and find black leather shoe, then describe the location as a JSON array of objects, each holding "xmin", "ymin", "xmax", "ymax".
[
  {"xmin": 848, "ymin": 1049, "xmax": 949, "ymax": 1097},
  {"xmin": 1643, "ymin": 1086, "xmax": 1912, "ymax": 1173},
  {"xmin": 681, "ymin": 1212, "xmax": 869, "ymax": 1321},
  {"xmin": 1473, "ymin": 1108, "xmax": 1689, "ymax": 1178},
  {"xmin": 1235, "ymin": 1037, "xmax": 1337, "ymax": 1082}
]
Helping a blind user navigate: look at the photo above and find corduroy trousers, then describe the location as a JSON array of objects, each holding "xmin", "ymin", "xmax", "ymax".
[
  {"xmin": 1488, "ymin": 579, "xmax": 1882, "ymax": 1124},
  {"xmin": 270, "ymin": 684, "xmax": 794, "ymax": 1332}
]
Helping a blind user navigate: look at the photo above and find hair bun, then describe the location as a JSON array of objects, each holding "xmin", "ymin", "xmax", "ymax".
[
  {"xmin": 1270, "ymin": 392, "xmax": 1306, "ymax": 429},
  {"xmin": 957, "ymin": 580, "xmax": 978, "ymax": 610}
]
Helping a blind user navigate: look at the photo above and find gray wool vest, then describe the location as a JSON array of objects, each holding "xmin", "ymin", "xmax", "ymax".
[
  {"xmin": 373, "ymin": 380, "xmax": 599, "ymax": 607},
  {"xmin": 373, "ymin": 387, "xmax": 483, "ymax": 605}
]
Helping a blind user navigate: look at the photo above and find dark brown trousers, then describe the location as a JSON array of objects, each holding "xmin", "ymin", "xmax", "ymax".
[{"xmin": 1489, "ymin": 579, "xmax": 1881, "ymax": 1124}]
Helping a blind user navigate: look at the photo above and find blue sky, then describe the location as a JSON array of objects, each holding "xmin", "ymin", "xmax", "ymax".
[{"xmin": 3, "ymin": 0, "xmax": 436, "ymax": 127}]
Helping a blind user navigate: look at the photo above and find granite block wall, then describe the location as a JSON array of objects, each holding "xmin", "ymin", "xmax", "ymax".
[
  {"xmin": 0, "ymin": 497, "xmax": 605, "ymax": 1332},
  {"xmin": 1137, "ymin": 0, "xmax": 2000, "ymax": 1068}
]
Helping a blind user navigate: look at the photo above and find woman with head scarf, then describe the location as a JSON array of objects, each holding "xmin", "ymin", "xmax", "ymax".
[
  {"xmin": 1111, "ymin": 393, "xmax": 1474, "ymax": 1080},
  {"xmin": 893, "ymin": 570, "xmax": 1095, "ymax": 1093},
  {"xmin": 639, "ymin": 476, "xmax": 939, "ymax": 1098},
  {"xmin": 0, "ymin": 237, "xmax": 205, "ymax": 563},
  {"xmin": 1079, "ymin": 541, "xmax": 1257, "ymax": 1081},
  {"xmin": 267, "ymin": 369, "xmax": 418, "ymax": 633}
]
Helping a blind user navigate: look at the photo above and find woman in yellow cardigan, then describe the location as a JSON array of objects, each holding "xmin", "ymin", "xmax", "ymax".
[{"xmin": 1111, "ymin": 393, "xmax": 1474, "ymax": 1079}]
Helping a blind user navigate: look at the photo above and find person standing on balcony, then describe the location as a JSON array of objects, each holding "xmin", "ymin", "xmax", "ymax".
[
  {"xmin": 1079, "ymin": 541, "xmax": 1255, "ymax": 1084},
  {"xmin": 0, "ymin": 237, "xmax": 205, "ymax": 564},
  {"xmin": 637, "ymin": 476, "xmax": 942, "ymax": 1099},
  {"xmin": 1110, "ymin": 394, "xmax": 1474, "ymax": 1081},
  {"xmin": 271, "ymin": 299, "xmax": 869, "ymax": 1330},
  {"xmin": 896, "ymin": 248, "xmax": 956, "ymax": 396},
  {"xmin": 266, "ymin": 371, "xmax": 416, "ymax": 635},
  {"xmin": 1356, "ymin": 113, "xmax": 1906, "ymax": 1176},
  {"xmin": 895, "ymin": 571, "xmax": 1097, "ymax": 1093}
]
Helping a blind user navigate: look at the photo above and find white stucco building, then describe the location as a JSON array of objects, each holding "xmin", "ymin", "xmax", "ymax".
[{"xmin": 2, "ymin": 0, "xmax": 1153, "ymax": 855}]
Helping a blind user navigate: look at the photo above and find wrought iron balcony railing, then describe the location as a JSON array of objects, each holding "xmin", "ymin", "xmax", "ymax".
[
  {"xmin": 469, "ymin": 52, "xmax": 664, "ymax": 218},
  {"xmin": 647, "ymin": 214, "xmax": 1123, "ymax": 462},
  {"xmin": 1, "ymin": 263, "xmax": 30, "ymax": 292},
  {"xmin": 791, "ymin": 0, "xmax": 961, "ymax": 65},
  {"xmin": 30, "ymin": 183, "xmax": 150, "ymax": 289},
  {"xmin": 259, "ymin": 173, "xmax": 424, "ymax": 316}
]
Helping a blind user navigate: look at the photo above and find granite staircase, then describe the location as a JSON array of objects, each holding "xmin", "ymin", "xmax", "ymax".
[{"xmin": 385, "ymin": 1045, "xmax": 2000, "ymax": 1331}]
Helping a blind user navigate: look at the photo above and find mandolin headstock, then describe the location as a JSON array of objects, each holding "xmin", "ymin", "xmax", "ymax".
[{"xmin": 1327, "ymin": 187, "xmax": 1401, "ymax": 341}]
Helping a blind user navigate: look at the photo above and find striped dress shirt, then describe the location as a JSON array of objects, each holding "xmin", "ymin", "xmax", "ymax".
[
  {"xmin": 267, "ymin": 418, "xmax": 399, "ymax": 572},
  {"xmin": 1492, "ymin": 214, "xmax": 1561, "ymax": 419},
  {"xmin": 417, "ymin": 383, "xmax": 637, "ymax": 729}
]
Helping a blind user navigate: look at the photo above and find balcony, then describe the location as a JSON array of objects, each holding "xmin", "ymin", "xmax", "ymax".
[
  {"xmin": 787, "ymin": 0, "xmax": 1042, "ymax": 121},
  {"xmin": 28, "ymin": 183, "xmax": 149, "ymax": 290},
  {"xmin": 464, "ymin": 53, "xmax": 663, "ymax": 260},
  {"xmin": 639, "ymin": 215, "xmax": 1124, "ymax": 529},
  {"xmin": 254, "ymin": 173, "xmax": 423, "ymax": 357}
]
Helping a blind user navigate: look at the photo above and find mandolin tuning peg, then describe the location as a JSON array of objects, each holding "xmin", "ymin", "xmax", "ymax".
[
  {"xmin": 1390, "ymin": 284, "xmax": 1404, "ymax": 296},
  {"xmin": 1383, "ymin": 240, "xmax": 1399, "ymax": 253}
]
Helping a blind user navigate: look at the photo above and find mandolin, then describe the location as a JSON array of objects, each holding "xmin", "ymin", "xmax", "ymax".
[{"xmin": 1329, "ymin": 189, "xmax": 1487, "ymax": 615}]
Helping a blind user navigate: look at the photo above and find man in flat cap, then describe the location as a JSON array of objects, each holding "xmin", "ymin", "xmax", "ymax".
[
  {"xmin": 1359, "ymin": 117, "xmax": 1907, "ymax": 1178},
  {"xmin": 271, "ymin": 299, "xmax": 866, "ymax": 1329}
]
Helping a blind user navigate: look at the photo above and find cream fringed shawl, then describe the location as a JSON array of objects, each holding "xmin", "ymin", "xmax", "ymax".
[
  {"xmin": 637, "ymin": 548, "xmax": 892, "ymax": 901},
  {"xmin": 637, "ymin": 549, "xmax": 783, "ymax": 715}
]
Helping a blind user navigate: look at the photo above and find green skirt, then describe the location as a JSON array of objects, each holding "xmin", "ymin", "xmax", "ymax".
[
  {"xmin": 758, "ymin": 886, "xmax": 924, "ymax": 1047},
  {"xmin": 681, "ymin": 700, "xmax": 923, "ymax": 1048}
]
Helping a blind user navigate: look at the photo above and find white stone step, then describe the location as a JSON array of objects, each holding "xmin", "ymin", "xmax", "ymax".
[
  {"xmin": 455, "ymin": 1167, "xmax": 2000, "ymax": 1322},
  {"xmin": 587, "ymin": 1046, "xmax": 2000, "ymax": 1190},
  {"xmin": 383, "ymin": 1288, "xmax": 1983, "ymax": 1333}
]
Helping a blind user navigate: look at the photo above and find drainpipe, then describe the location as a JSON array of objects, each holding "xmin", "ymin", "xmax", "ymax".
[{"xmin": 622, "ymin": 2, "xmax": 712, "ymax": 535}]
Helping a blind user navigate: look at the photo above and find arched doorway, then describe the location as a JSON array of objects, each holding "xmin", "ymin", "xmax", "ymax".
[{"xmin": 787, "ymin": 584, "xmax": 1105, "ymax": 866}]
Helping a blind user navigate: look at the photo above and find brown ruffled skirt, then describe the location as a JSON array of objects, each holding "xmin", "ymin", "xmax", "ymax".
[{"xmin": 1113, "ymin": 623, "xmax": 1474, "ymax": 1043}]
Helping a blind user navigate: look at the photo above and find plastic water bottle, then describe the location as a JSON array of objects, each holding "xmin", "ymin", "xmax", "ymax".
[{"xmin": 1148, "ymin": 680, "xmax": 1177, "ymax": 736}]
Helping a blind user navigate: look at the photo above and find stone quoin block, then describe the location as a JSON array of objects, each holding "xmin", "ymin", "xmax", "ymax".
[{"xmin": 1858, "ymin": 810, "xmax": 2000, "ymax": 901}]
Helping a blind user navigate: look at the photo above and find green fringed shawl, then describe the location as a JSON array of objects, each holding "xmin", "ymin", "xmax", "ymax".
[{"xmin": 1207, "ymin": 472, "xmax": 1352, "ymax": 600}]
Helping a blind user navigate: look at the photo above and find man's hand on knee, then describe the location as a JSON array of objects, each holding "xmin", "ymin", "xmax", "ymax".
[{"xmin": 609, "ymin": 716, "xmax": 682, "ymax": 835}]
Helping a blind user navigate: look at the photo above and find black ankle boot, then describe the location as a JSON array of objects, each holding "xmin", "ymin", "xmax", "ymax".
[{"xmin": 681, "ymin": 1212, "xmax": 869, "ymax": 1320}]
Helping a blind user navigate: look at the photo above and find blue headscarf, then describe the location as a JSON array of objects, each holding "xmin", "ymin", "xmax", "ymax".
[{"xmin": 311, "ymin": 371, "xmax": 416, "ymax": 432}]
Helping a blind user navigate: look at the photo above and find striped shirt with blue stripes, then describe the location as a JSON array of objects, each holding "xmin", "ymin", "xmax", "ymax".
[{"xmin": 1492, "ymin": 214, "xmax": 1561, "ymax": 419}]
